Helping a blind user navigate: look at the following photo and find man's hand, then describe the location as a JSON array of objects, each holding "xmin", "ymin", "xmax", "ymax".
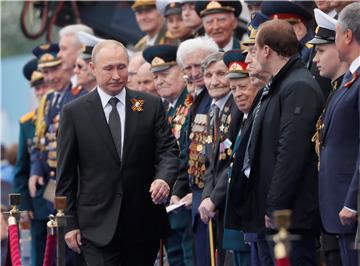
[
  {"xmin": 198, "ymin": 197, "xmax": 216, "ymax": 223},
  {"xmin": 65, "ymin": 229, "xmax": 82, "ymax": 254},
  {"xmin": 180, "ymin": 193, "xmax": 192, "ymax": 209},
  {"xmin": 339, "ymin": 207, "xmax": 357, "ymax": 226},
  {"xmin": 150, "ymin": 179, "xmax": 170, "ymax": 204},
  {"xmin": 170, "ymin": 195, "xmax": 180, "ymax": 205},
  {"xmin": 28, "ymin": 175, "xmax": 44, "ymax": 198}
]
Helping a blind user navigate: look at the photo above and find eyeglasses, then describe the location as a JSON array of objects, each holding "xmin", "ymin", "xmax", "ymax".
[{"xmin": 74, "ymin": 64, "xmax": 85, "ymax": 70}]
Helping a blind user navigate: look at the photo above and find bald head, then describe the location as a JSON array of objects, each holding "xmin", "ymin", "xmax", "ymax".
[{"xmin": 92, "ymin": 40, "xmax": 129, "ymax": 65}]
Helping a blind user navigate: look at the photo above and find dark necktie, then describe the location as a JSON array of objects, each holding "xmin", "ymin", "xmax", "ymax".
[
  {"xmin": 210, "ymin": 104, "xmax": 220, "ymax": 146},
  {"xmin": 242, "ymin": 82, "xmax": 271, "ymax": 173},
  {"xmin": 53, "ymin": 93, "xmax": 61, "ymax": 108},
  {"xmin": 108, "ymin": 97, "xmax": 122, "ymax": 160}
]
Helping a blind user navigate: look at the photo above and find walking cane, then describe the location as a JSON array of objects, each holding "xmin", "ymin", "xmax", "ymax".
[
  {"xmin": 159, "ymin": 239, "xmax": 164, "ymax": 266},
  {"xmin": 208, "ymin": 218, "xmax": 216, "ymax": 266}
]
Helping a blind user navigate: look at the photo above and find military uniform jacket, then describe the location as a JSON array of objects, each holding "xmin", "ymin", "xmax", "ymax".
[
  {"xmin": 201, "ymin": 96, "xmax": 243, "ymax": 211},
  {"xmin": 235, "ymin": 56, "xmax": 324, "ymax": 233},
  {"xmin": 30, "ymin": 85, "xmax": 87, "ymax": 179},
  {"xmin": 13, "ymin": 111, "xmax": 49, "ymax": 220},
  {"xmin": 319, "ymin": 66, "xmax": 360, "ymax": 234}
]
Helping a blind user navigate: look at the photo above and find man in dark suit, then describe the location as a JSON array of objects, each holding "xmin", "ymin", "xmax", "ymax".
[
  {"xmin": 317, "ymin": 3, "xmax": 360, "ymax": 265},
  {"xmin": 56, "ymin": 40, "xmax": 179, "ymax": 266},
  {"xmin": 241, "ymin": 20, "xmax": 324, "ymax": 265}
]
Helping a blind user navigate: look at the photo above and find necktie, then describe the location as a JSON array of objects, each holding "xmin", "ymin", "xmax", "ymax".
[
  {"xmin": 210, "ymin": 104, "xmax": 220, "ymax": 146},
  {"xmin": 108, "ymin": 97, "xmax": 122, "ymax": 160},
  {"xmin": 341, "ymin": 70, "xmax": 353, "ymax": 88},
  {"xmin": 53, "ymin": 93, "xmax": 61, "ymax": 108},
  {"xmin": 242, "ymin": 82, "xmax": 271, "ymax": 173}
]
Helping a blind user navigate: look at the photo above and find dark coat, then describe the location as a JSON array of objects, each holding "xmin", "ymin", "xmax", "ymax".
[{"xmin": 56, "ymin": 88, "xmax": 179, "ymax": 247}]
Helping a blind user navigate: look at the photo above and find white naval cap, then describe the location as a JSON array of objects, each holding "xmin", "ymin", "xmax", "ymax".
[
  {"xmin": 308, "ymin": 8, "xmax": 337, "ymax": 45},
  {"xmin": 76, "ymin": 31, "xmax": 104, "ymax": 60}
]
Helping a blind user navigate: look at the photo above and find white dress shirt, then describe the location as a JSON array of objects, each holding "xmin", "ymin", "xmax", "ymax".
[
  {"xmin": 349, "ymin": 56, "xmax": 360, "ymax": 74},
  {"xmin": 97, "ymin": 87, "xmax": 126, "ymax": 158},
  {"xmin": 211, "ymin": 92, "xmax": 231, "ymax": 115}
]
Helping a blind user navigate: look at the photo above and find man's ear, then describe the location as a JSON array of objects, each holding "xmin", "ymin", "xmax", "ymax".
[
  {"xmin": 345, "ymin": 29, "xmax": 353, "ymax": 45},
  {"xmin": 89, "ymin": 61, "xmax": 96, "ymax": 76},
  {"xmin": 263, "ymin": 45, "xmax": 271, "ymax": 58},
  {"xmin": 231, "ymin": 15, "xmax": 237, "ymax": 31}
]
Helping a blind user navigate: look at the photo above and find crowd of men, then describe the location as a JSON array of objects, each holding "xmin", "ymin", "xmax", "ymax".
[{"xmin": 7, "ymin": 0, "xmax": 360, "ymax": 266}]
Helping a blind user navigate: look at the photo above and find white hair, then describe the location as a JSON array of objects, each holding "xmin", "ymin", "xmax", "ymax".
[
  {"xmin": 59, "ymin": 24, "xmax": 94, "ymax": 46},
  {"xmin": 176, "ymin": 36, "xmax": 219, "ymax": 68}
]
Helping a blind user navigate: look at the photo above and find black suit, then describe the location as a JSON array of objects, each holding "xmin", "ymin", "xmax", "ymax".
[{"xmin": 56, "ymin": 88, "xmax": 179, "ymax": 265}]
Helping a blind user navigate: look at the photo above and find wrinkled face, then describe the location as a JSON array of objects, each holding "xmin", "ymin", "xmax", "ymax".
[
  {"xmin": 204, "ymin": 60, "xmax": 230, "ymax": 100},
  {"xmin": 335, "ymin": 23, "xmax": 348, "ymax": 62},
  {"xmin": 127, "ymin": 55, "xmax": 144, "ymax": 90},
  {"xmin": 153, "ymin": 65, "xmax": 184, "ymax": 101},
  {"xmin": 135, "ymin": 7, "xmax": 163, "ymax": 33},
  {"xmin": 57, "ymin": 35, "xmax": 81, "ymax": 73},
  {"xmin": 137, "ymin": 63, "xmax": 158, "ymax": 95},
  {"xmin": 181, "ymin": 3, "xmax": 202, "ymax": 29},
  {"xmin": 313, "ymin": 43, "xmax": 342, "ymax": 80},
  {"xmin": 245, "ymin": 44, "xmax": 264, "ymax": 78},
  {"xmin": 182, "ymin": 50, "xmax": 207, "ymax": 88},
  {"xmin": 34, "ymin": 83, "xmax": 49, "ymax": 100},
  {"xmin": 230, "ymin": 77, "xmax": 257, "ymax": 113},
  {"xmin": 254, "ymin": 37, "xmax": 269, "ymax": 73},
  {"xmin": 166, "ymin": 14, "xmax": 192, "ymax": 39},
  {"xmin": 202, "ymin": 12, "xmax": 236, "ymax": 48},
  {"xmin": 74, "ymin": 57, "xmax": 95, "ymax": 89},
  {"xmin": 90, "ymin": 46, "xmax": 129, "ymax": 96},
  {"xmin": 41, "ymin": 64, "xmax": 71, "ymax": 92}
]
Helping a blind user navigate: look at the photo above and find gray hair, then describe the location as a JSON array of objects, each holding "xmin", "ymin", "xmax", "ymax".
[
  {"xmin": 176, "ymin": 36, "xmax": 219, "ymax": 68},
  {"xmin": 92, "ymin": 40, "xmax": 128, "ymax": 64},
  {"xmin": 59, "ymin": 24, "xmax": 94, "ymax": 46},
  {"xmin": 201, "ymin": 52, "xmax": 224, "ymax": 73},
  {"xmin": 338, "ymin": 2, "xmax": 360, "ymax": 44}
]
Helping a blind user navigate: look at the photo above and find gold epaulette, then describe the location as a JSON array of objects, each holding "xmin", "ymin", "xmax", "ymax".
[
  {"xmin": 305, "ymin": 43, "xmax": 314, "ymax": 49},
  {"xmin": 34, "ymin": 90, "xmax": 54, "ymax": 149},
  {"xmin": 20, "ymin": 110, "xmax": 35, "ymax": 124},
  {"xmin": 71, "ymin": 85, "xmax": 82, "ymax": 96}
]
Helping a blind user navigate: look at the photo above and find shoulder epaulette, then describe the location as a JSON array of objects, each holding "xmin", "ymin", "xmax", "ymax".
[
  {"xmin": 20, "ymin": 110, "xmax": 35, "ymax": 124},
  {"xmin": 134, "ymin": 36, "xmax": 148, "ymax": 51}
]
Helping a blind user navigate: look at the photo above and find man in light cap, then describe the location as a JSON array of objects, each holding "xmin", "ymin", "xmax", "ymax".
[
  {"xmin": 132, "ymin": 0, "xmax": 175, "ymax": 51},
  {"xmin": 195, "ymin": 1, "xmax": 243, "ymax": 51},
  {"xmin": 309, "ymin": 8, "xmax": 348, "ymax": 266},
  {"xmin": 143, "ymin": 44, "xmax": 194, "ymax": 266},
  {"xmin": 317, "ymin": 2, "xmax": 360, "ymax": 265}
]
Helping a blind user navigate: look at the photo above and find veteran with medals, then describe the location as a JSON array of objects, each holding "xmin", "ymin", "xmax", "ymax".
[{"xmin": 143, "ymin": 44, "xmax": 194, "ymax": 266}]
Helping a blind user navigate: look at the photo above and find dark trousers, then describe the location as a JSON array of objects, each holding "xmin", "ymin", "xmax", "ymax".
[
  {"xmin": 31, "ymin": 219, "xmax": 47, "ymax": 266},
  {"xmin": 193, "ymin": 215, "xmax": 210, "ymax": 266},
  {"xmin": 338, "ymin": 233, "xmax": 358, "ymax": 266},
  {"xmin": 257, "ymin": 232, "xmax": 318, "ymax": 266},
  {"xmin": 80, "ymin": 236, "xmax": 159, "ymax": 266}
]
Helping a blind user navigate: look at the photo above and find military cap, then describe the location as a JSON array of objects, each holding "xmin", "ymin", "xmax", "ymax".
[
  {"xmin": 23, "ymin": 58, "xmax": 44, "ymax": 87},
  {"xmin": 241, "ymin": 12, "xmax": 269, "ymax": 46},
  {"xmin": 132, "ymin": 0, "xmax": 156, "ymax": 12},
  {"xmin": 76, "ymin": 31, "xmax": 104, "ymax": 60},
  {"xmin": 195, "ymin": 1, "xmax": 242, "ymax": 18},
  {"xmin": 143, "ymin": 44, "xmax": 178, "ymax": 72},
  {"xmin": 159, "ymin": 1, "xmax": 182, "ymax": 17},
  {"xmin": 32, "ymin": 43, "xmax": 61, "ymax": 69},
  {"xmin": 261, "ymin": 1, "xmax": 313, "ymax": 24},
  {"xmin": 308, "ymin": 8, "xmax": 336, "ymax": 45},
  {"xmin": 223, "ymin": 49, "xmax": 249, "ymax": 79}
]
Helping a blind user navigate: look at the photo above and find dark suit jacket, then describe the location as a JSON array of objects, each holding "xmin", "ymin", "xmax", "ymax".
[
  {"xmin": 319, "ymin": 67, "xmax": 360, "ymax": 234},
  {"xmin": 56, "ymin": 88, "xmax": 179, "ymax": 247},
  {"xmin": 202, "ymin": 96, "xmax": 243, "ymax": 210},
  {"xmin": 234, "ymin": 56, "xmax": 324, "ymax": 233}
]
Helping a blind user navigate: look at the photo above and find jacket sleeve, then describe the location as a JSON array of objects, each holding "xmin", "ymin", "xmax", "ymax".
[{"xmin": 55, "ymin": 105, "xmax": 79, "ymax": 232}]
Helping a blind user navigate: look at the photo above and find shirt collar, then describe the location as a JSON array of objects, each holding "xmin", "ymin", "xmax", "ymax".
[
  {"xmin": 211, "ymin": 92, "xmax": 231, "ymax": 112},
  {"xmin": 349, "ymin": 56, "xmax": 360, "ymax": 74},
  {"xmin": 147, "ymin": 32, "xmax": 159, "ymax": 46},
  {"xmin": 221, "ymin": 36, "xmax": 234, "ymax": 52},
  {"xmin": 97, "ymin": 86, "xmax": 126, "ymax": 109}
]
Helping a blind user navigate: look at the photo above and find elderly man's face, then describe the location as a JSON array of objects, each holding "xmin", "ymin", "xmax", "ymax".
[
  {"xmin": 90, "ymin": 45, "xmax": 129, "ymax": 96},
  {"xmin": 204, "ymin": 60, "xmax": 230, "ymax": 100},
  {"xmin": 230, "ymin": 77, "xmax": 257, "ymax": 114},
  {"xmin": 202, "ymin": 12, "xmax": 237, "ymax": 49},
  {"xmin": 135, "ymin": 7, "xmax": 163, "ymax": 33},
  {"xmin": 74, "ymin": 57, "xmax": 95, "ymax": 90},
  {"xmin": 182, "ymin": 50, "xmax": 207, "ymax": 89},
  {"xmin": 153, "ymin": 65, "xmax": 184, "ymax": 102},
  {"xmin": 42, "ymin": 64, "xmax": 71, "ymax": 92},
  {"xmin": 137, "ymin": 63, "xmax": 158, "ymax": 96},
  {"xmin": 58, "ymin": 35, "xmax": 81, "ymax": 73},
  {"xmin": 34, "ymin": 83, "xmax": 49, "ymax": 100}
]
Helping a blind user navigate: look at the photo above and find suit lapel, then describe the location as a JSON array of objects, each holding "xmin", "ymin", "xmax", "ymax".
[
  {"xmin": 86, "ymin": 90, "xmax": 120, "ymax": 163},
  {"xmin": 122, "ymin": 89, "xmax": 139, "ymax": 165}
]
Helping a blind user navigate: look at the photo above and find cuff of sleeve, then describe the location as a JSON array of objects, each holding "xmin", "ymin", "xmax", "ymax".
[{"xmin": 344, "ymin": 206, "xmax": 358, "ymax": 214}]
